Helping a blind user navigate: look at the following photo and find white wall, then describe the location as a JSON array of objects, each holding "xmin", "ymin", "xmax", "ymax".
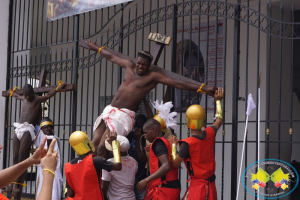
[{"xmin": 0, "ymin": 0, "xmax": 9, "ymax": 170}]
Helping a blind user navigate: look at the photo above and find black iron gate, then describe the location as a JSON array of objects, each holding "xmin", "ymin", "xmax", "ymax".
[{"xmin": 3, "ymin": 0, "xmax": 300, "ymax": 199}]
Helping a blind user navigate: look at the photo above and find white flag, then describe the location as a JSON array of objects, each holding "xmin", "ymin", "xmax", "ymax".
[
  {"xmin": 47, "ymin": 0, "xmax": 133, "ymax": 21},
  {"xmin": 246, "ymin": 93, "xmax": 256, "ymax": 116}
]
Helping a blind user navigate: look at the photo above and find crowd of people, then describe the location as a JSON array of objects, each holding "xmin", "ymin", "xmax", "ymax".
[{"xmin": 1, "ymin": 41, "xmax": 224, "ymax": 200}]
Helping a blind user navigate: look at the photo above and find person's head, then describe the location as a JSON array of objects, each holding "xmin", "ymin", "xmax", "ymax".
[
  {"xmin": 69, "ymin": 131, "xmax": 95, "ymax": 156},
  {"xmin": 40, "ymin": 118, "xmax": 54, "ymax": 136},
  {"xmin": 136, "ymin": 51, "xmax": 153, "ymax": 75},
  {"xmin": 105, "ymin": 135, "xmax": 130, "ymax": 156},
  {"xmin": 23, "ymin": 84, "xmax": 34, "ymax": 102},
  {"xmin": 186, "ymin": 104, "xmax": 206, "ymax": 130},
  {"xmin": 143, "ymin": 119, "xmax": 162, "ymax": 143},
  {"xmin": 134, "ymin": 114, "xmax": 148, "ymax": 129}
]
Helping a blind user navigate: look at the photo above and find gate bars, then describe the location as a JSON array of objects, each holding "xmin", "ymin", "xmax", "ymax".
[{"xmin": 4, "ymin": 0, "xmax": 300, "ymax": 199}]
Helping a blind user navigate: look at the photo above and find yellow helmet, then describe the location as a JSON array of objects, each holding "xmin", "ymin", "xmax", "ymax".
[
  {"xmin": 69, "ymin": 131, "xmax": 95, "ymax": 156},
  {"xmin": 153, "ymin": 114, "xmax": 166, "ymax": 131},
  {"xmin": 186, "ymin": 105, "xmax": 205, "ymax": 130}
]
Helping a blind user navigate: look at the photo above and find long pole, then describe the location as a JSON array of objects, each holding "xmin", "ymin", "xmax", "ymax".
[
  {"xmin": 257, "ymin": 71, "xmax": 261, "ymax": 200},
  {"xmin": 236, "ymin": 115, "xmax": 249, "ymax": 200}
]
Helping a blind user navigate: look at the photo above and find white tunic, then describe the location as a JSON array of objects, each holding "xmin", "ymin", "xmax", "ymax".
[
  {"xmin": 102, "ymin": 155, "xmax": 138, "ymax": 200},
  {"xmin": 35, "ymin": 130, "xmax": 63, "ymax": 200}
]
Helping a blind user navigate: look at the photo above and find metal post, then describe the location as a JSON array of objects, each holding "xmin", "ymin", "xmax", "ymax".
[
  {"xmin": 231, "ymin": 3, "xmax": 241, "ymax": 200},
  {"xmin": 171, "ymin": 4, "xmax": 177, "ymax": 74},
  {"xmin": 117, "ymin": 5, "xmax": 124, "ymax": 87},
  {"xmin": 71, "ymin": 14, "xmax": 80, "ymax": 159},
  {"xmin": 3, "ymin": 0, "xmax": 14, "ymax": 169}
]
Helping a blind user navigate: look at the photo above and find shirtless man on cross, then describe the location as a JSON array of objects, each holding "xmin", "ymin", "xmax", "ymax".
[
  {"xmin": 86, "ymin": 41, "xmax": 216, "ymax": 158},
  {"xmin": 7, "ymin": 83, "xmax": 66, "ymax": 199}
]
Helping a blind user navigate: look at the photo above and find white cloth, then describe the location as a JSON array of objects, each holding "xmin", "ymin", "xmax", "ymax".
[
  {"xmin": 93, "ymin": 105, "xmax": 135, "ymax": 136},
  {"xmin": 35, "ymin": 130, "xmax": 63, "ymax": 200},
  {"xmin": 102, "ymin": 155, "xmax": 138, "ymax": 200},
  {"xmin": 13, "ymin": 122, "xmax": 35, "ymax": 140}
]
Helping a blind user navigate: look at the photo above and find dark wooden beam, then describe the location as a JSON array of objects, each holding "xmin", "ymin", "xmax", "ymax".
[
  {"xmin": 38, "ymin": 70, "xmax": 48, "ymax": 88},
  {"xmin": 2, "ymin": 84, "xmax": 77, "ymax": 97}
]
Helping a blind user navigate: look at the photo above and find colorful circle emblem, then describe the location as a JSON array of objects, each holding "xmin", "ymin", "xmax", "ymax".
[{"xmin": 242, "ymin": 159, "xmax": 299, "ymax": 199}]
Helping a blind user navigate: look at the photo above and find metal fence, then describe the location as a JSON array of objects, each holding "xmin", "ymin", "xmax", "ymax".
[{"xmin": 3, "ymin": 0, "xmax": 300, "ymax": 199}]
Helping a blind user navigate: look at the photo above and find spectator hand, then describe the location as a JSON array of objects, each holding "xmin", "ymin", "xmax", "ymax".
[
  {"xmin": 29, "ymin": 137, "xmax": 48, "ymax": 165},
  {"xmin": 41, "ymin": 139, "xmax": 58, "ymax": 172}
]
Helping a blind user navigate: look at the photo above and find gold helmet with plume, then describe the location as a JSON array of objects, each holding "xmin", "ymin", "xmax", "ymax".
[
  {"xmin": 186, "ymin": 104, "xmax": 205, "ymax": 130},
  {"xmin": 153, "ymin": 114, "xmax": 167, "ymax": 131},
  {"xmin": 152, "ymin": 100, "xmax": 177, "ymax": 131},
  {"xmin": 69, "ymin": 131, "xmax": 95, "ymax": 156}
]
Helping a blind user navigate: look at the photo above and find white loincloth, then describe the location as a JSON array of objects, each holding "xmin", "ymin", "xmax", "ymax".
[
  {"xmin": 13, "ymin": 122, "xmax": 35, "ymax": 141},
  {"xmin": 35, "ymin": 130, "xmax": 63, "ymax": 200},
  {"xmin": 93, "ymin": 105, "xmax": 135, "ymax": 136}
]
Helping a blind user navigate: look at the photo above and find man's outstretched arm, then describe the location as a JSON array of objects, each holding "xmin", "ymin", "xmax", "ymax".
[
  {"xmin": 11, "ymin": 92, "xmax": 24, "ymax": 100},
  {"xmin": 85, "ymin": 40, "xmax": 134, "ymax": 69},
  {"xmin": 154, "ymin": 72, "xmax": 217, "ymax": 96},
  {"xmin": 38, "ymin": 83, "xmax": 66, "ymax": 103}
]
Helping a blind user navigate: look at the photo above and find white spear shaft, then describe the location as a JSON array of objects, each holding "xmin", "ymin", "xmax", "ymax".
[
  {"xmin": 236, "ymin": 115, "xmax": 249, "ymax": 200},
  {"xmin": 257, "ymin": 71, "xmax": 261, "ymax": 200}
]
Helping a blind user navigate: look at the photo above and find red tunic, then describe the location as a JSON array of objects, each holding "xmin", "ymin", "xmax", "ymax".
[
  {"xmin": 144, "ymin": 137, "xmax": 180, "ymax": 200},
  {"xmin": 179, "ymin": 127, "xmax": 217, "ymax": 200},
  {"xmin": 65, "ymin": 154, "xmax": 104, "ymax": 200},
  {"xmin": 0, "ymin": 194, "xmax": 8, "ymax": 200}
]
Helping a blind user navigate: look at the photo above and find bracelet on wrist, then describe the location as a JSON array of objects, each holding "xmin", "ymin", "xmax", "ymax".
[
  {"xmin": 42, "ymin": 169, "xmax": 55, "ymax": 177},
  {"xmin": 98, "ymin": 46, "xmax": 106, "ymax": 54},
  {"xmin": 197, "ymin": 83, "xmax": 206, "ymax": 94}
]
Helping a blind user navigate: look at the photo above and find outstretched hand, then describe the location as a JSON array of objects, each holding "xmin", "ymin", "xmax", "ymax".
[
  {"xmin": 85, "ymin": 40, "xmax": 100, "ymax": 52},
  {"xmin": 168, "ymin": 135, "xmax": 178, "ymax": 145},
  {"xmin": 202, "ymin": 85, "xmax": 217, "ymax": 97}
]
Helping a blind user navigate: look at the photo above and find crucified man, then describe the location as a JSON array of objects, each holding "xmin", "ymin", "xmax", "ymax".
[
  {"xmin": 6, "ymin": 83, "xmax": 66, "ymax": 200},
  {"xmin": 85, "ymin": 41, "xmax": 216, "ymax": 158}
]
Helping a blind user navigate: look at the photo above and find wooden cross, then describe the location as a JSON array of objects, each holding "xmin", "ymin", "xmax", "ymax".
[
  {"xmin": 79, "ymin": 32, "xmax": 200, "ymax": 86},
  {"xmin": 2, "ymin": 70, "xmax": 77, "ymax": 97},
  {"xmin": 148, "ymin": 32, "xmax": 172, "ymax": 65}
]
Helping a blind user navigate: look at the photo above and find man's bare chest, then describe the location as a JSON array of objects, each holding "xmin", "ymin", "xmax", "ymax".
[
  {"xmin": 122, "ymin": 74, "xmax": 153, "ymax": 89},
  {"xmin": 22, "ymin": 100, "xmax": 41, "ymax": 111}
]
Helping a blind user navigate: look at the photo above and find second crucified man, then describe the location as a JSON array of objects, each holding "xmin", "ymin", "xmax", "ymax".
[
  {"xmin": 85, "ymin": 41, "xmax": 217, "ymax": 158},
  {"xmin": 7, "ymin": 83, "xmax": 66, "ymax": 200}
]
